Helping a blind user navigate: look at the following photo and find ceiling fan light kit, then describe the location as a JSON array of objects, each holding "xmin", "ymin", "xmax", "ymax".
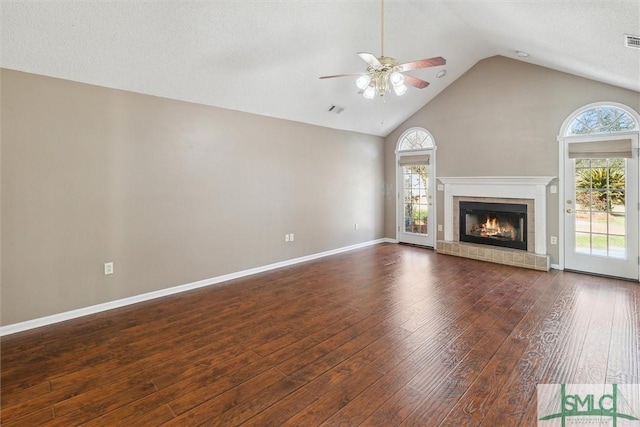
[
  {"xmin": 319, "ymin": 0, "xmax": 445, "ymax": 100},
  {"xmin": 356, "ymin": 74, "xmax": 371, "ymax": 90}
]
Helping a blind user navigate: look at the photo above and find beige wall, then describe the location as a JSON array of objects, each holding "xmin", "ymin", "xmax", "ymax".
[
  {"xmin": 1, "ymin": 69, "xmax": 385, "ymax": 325},
  {"xmin": 384, "ymin": 56, "xmax": 640, "ymax": 264}
]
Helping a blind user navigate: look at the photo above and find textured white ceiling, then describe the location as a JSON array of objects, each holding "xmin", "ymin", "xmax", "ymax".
[{"xmin": 2, "ymin": 1, "xmax": 639, "ymax": 137}]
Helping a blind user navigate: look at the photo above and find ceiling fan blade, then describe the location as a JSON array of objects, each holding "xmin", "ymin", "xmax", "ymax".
[
  {"xmin": 399, "ymin": 56, "xmax": 446, "ymax": 72},
  {"xmin": 404, "ymin": 75, "xmax": 430, "ymax": 89},
  {"xmin": 357, "ymin": 52, "xmax": 382, "ymax": 68},
  {"xmin": 319, "ymin": 72, "xmax": 365, "ymax": 79}
]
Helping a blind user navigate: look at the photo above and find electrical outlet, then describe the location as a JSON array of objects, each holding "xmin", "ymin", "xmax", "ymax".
[
  {"xmin": 285, "ymin": 234, "xmax": 290, "ymax": 242},
  {"xmin": 438, "ymin": 224, "xmax": 443, "ymax": 232},
  {"xmin": 104, "ymin": 262, "xmax": 114, "ymax": 275},
  {"xmin": 354, "ymin": 223, "xmax": 359, "ymax": 230},
  {"xmin": 550, "ymin": 236, "xmax": 557, "ymax": 245},
  {"xmin": 550, "ymin": 185, "xmax": 557, "ymax": 194},
  {"xmin": 290, "ymin": 233, "xmax": 295, "ymax": 242}
]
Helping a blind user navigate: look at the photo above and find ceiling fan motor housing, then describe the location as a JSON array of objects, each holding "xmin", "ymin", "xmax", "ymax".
[{"xmin": 366, "ymin": 56, "xmax": 402, "ymax": 96}]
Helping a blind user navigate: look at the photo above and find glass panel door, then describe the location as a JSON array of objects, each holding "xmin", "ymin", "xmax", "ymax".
[
  {"xmin": 573, "ymin": 159, "xmax": 626, "ymax": 258},
  {"xmin": 398, "ymin": 163, "xmax": 434, "ymax": 247},
  {"xmin": 564, "ymin": 152, "xmax": 638, "ymax": 279}
]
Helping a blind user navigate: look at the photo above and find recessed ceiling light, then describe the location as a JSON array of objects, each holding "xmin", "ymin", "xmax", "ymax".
[
  {"xmin": 516, "ymin": 51, "xmax": 529, "ymax": 58},
  {"xmin": 436, "ymin": 70, "xmax": 447, "ymax": 78}
]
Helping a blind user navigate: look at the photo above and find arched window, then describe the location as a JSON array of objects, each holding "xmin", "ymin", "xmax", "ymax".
[
  {"xmin": 398, "ymin": 128, "xmax": 434, "ymax": 151},
  {"xmin": 565, "ymin": 105, "xmax": 638, "ymax": 136}
]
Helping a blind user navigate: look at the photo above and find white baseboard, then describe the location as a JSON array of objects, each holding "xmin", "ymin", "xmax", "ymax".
[
  {"xmin": 1, "ymin": 238, "xmax": 393, "ymax": 337},
  {"xmin": 550, "ymin": 264, "xmax": 561, "ymax": 270}
]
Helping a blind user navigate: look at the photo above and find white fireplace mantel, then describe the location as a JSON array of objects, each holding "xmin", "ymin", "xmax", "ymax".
[{"xmin": 438, "ymin": 176, "xmax": 555, "ymax": 255}]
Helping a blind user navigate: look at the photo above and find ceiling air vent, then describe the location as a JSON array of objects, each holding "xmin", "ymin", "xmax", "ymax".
[
  {"xmin": 327, "ymin": 105, "xmax": 345, "ymax": 114},
  {"xmin": 625, "ymin": 34, "xmax": 640, "ymax": 49}
]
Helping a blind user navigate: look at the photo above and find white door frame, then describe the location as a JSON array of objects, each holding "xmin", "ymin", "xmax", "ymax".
[
  {"xmin": 395, "ymin": 148, "xmax": 436, "ymax": 247},
  {"xmin": 557, "ymin": 102, "xmax": 640, "ymax": 279}
]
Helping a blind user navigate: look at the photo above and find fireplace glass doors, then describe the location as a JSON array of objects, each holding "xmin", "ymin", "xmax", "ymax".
[{"xmin": 459, "ymin": 201, "xmax": 527, "ymax": 250}]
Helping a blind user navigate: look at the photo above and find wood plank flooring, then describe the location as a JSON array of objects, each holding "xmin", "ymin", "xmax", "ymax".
[{"xmin": 1, "ymin": 243, "xmax": 639, "ymax": 426}]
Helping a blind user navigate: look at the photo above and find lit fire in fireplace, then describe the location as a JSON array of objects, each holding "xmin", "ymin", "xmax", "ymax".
[
  {"xmin": 460, "ymin": 201, "xmax": 526, "ymax": 250},
  {"xmin": 474, "ymin": 217, "xmax": 516, "ymax": 240}
]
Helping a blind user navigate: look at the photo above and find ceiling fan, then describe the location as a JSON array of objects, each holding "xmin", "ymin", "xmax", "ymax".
[{"xmin": 319, "ymin": 0, "xmax": 446, "ymax": 99}]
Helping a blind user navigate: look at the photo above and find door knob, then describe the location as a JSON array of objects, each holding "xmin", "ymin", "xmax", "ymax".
[{"xmin": 566, "ymin": 209, "xmax": 573, "ymax": 213}]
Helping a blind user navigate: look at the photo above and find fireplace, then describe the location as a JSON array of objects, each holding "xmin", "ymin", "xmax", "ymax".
[
  {"xmin": 437, "ymin": 176, "xmax": 553, "ymax": 271},
  {"xmin": 459, "ymin": 201, "xmax": 527, "ymax": 251}
]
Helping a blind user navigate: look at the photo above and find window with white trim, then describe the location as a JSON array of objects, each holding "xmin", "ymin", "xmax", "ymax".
[
  {"xmin": 566, "ymin": 106, "xmax": 637, "ymax": 136},
  {"xmin": 398, "ymin": 128, "xmax": 434, "ymax": 151}
]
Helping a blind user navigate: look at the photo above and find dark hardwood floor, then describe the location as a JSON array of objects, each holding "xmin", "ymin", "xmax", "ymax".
[{"xmin": 1, "ymin": 243, "xmax": 639, "ymax": 426}]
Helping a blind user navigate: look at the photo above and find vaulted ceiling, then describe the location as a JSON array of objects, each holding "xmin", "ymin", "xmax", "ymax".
[{"xmin": 2, "ymin": 1, "xmax": 639, "ymax": 137}]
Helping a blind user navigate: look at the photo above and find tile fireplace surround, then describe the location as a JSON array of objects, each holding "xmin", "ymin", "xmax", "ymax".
[{"xmin": 437, "ymin": 176, "xmax": 555, "ymax": 271}]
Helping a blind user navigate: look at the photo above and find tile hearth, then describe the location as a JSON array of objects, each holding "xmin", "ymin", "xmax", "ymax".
[{"xmin": 437, "ymin": 240, "xmax": 549, "ymax": 271}]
